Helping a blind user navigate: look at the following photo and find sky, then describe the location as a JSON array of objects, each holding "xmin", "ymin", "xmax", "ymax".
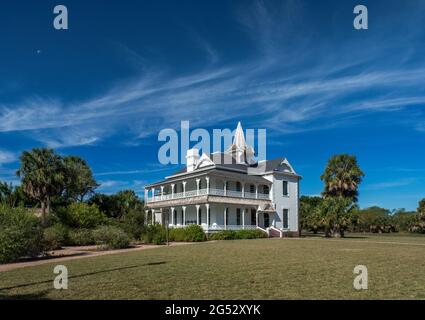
[{"xmin": 0, "ymin": 0, "xmax": 424, "ymax": 211}]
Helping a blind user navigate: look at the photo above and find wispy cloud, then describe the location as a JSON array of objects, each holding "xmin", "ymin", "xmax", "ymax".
[
  {"xmin": 363, "ymin": 178, "xmax": 418, "ymax": 191},
  {"xmin": 0, "ymin": 150, "xmax": 17, "ymax": 165},
  {"xmin": 1, "ymin": 0, "xmax": 425, "ymax": 148}
]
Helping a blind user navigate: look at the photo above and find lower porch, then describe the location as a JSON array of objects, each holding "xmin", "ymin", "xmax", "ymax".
[{"xmin": 146, "ymin": 204, "xmax": 277, "ymax": 232}]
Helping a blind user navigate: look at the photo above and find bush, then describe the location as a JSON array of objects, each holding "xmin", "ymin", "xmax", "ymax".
[
  {"xmin": 57, "ymin": 203, "xmax": 107, "ymax": 229},
  {"xmin": 234, "ymin": 229, "xmax": 267, "ymax": 239},
  {"xmin": 210, "ymin": 230, "xmax": 236, "ymax": 240},
  {"xmin": 0, "ymin": 206, "xmax": 43, "ymax": 263},
  {"xmin": 142, "ymin": 224, "xmax": 166, "ymax": 245},
  {"xmin": 210, "ymin": 229, "xmax": 267, "ymax": 240},
  {"xmin": 169, "ymin": 225, "xmax": 205, "ymax": 242},
  {"xmin": 120, "ymin": 209, "xmax": 145, "ymax": 240},
  {"xmin": 43, "ymin": 224, "xmax": 69, "ymax": 250},
  {"xmin": 67, "ymin": 228, "xmax": 95, "ymax": 246},
  {"xmin": 93, "ymin": 226, "xmax": 130, "ymax": 249}
]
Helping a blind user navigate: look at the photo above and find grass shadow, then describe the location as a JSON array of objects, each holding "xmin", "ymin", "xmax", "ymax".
[
  {"xmin": 0, "ymin": 290, "xmax": 51, "ymax": 300},
  {"xmin": 0, "ymin": 261, "xmax": 167, "ymax": 291}
]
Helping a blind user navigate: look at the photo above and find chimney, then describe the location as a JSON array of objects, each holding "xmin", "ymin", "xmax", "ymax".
[{"xmin": 186, "ymin": 148, "xmax": 200, "ymax": 172}]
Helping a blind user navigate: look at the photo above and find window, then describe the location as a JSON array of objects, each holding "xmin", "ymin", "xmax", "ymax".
[
  {"xmin": 263, "ymin": 185, "xmax": 270, "ymax": 194},
  {"xmin": 199, "ymin": 208, "xmax": 202, "ymax": 224},
  {"xmin": 236, "ymin": 208, "xmax": 241, "ymax": 225},
  {"xmin": 282, "ymin": 181, "xmax": 288, "ymax": 196},
  {"xmin": 225, "ymin": 208, "xmax": 229, "ymax": 225},
  {"xmin": 236, "ymin": 182, "xmax": 242, "ymax": 192},
  {"xmin": 283, "ymin": 209, "xmax": 289, "ymax": 229},
  {"xmin": 173, "ymin": 210, "xmax": 177, "ymax": 225},
  {"xmin": 250, "ymin": 184, "xmax": 255, "ymax": 193},
  {"xmin": 181, "ymin": 210, "xmax": 184, "ymax": 224},
  {"xmin": 251, "ymin": 209, "xmax": 256, "ymax": 225},
  {"xmin": 207, "ymin": 207, "xmax": 210, "ymax": 226}
]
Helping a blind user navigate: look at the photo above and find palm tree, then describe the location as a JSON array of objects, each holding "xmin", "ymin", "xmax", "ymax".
[
  {"xmin": 320, "ymin": 154, "xmax": 365, "ymax": 202},
  {"xmin": 16, "ymin": 148, "xmax": 65, "ymax": 220}
]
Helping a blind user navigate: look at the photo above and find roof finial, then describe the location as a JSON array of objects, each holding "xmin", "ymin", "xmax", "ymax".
[{"xmin": 233, "ymin": 121, "xmax": 246, "ymax": 149}]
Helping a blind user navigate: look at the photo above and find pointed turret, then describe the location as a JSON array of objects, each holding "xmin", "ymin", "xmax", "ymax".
[
  {"xmin": 233, "ymin": 121, "xmax": 247, "ymax": 151},
  {"xmin": 225, "ymin": 122, "xmax": 256, "ymax": 165}
]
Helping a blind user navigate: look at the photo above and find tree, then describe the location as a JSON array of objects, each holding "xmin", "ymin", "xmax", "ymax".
[
  {"xmin": 63, "ymin": 156, "xmax": 98, "ymax": 202},
  {"xmin": 88, "ymin": 190, "xmax": 144, "ymax": 219},
  {"xmin": 353, "ymin": 206, "xmax": 395, "ymax": 233},
  {"xmin": 410, "ymin": 198, "xmax": 425, "ymax": 233},
  {"xmin": 320, "ymin": 154, "xmax": 365, "ymax": 202},
  {"xmin": 0, "ymin": 182, "xmax": 32, "ymax": 208},
  {"xmin": 318, "ymin": 196, "xmax": 356, "ymax": 238},
  {"xmin": 418, "ymin": 198, "xmax": 425, "ymax": 216},
  {"xmin": 300, "ymin": 196, "xmax": 323, "ymax": 233},
  {"xmin": 16, "ymin": 148, "xmax": 65, "ymax": 219}
]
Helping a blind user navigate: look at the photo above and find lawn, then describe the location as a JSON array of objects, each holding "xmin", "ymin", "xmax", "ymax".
[{"xmin": 1, "ymin": 233, "xmax": 425, "ymax": 299}]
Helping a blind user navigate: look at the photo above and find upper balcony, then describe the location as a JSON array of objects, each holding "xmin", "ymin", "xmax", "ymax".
[
  {"xmin": 147, "ymin": 187, "xmax": 270, "ymax": 203},
  {"xmin": 145, "ymin": 175, "xmax": 271, "ymax": 204}
]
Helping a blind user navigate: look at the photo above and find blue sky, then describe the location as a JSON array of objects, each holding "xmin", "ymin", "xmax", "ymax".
[{"xmin": 0, "ymin": 0, "xmax": 424, "ymax": 210}]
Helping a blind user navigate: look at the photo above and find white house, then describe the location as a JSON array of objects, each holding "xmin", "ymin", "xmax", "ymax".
[{"xmin": 144, "ymin": 122, "xmax": 301, "ymax": 237}]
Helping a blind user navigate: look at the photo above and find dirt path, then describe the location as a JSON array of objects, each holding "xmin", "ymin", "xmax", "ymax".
[{"xmin": 0, "ymin": 242, "xmax": 192, "ymax": 273}]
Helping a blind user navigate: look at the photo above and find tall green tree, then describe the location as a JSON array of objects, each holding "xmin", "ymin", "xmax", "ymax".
[
  {"xmin": 410, "ymin": 198, "xmax": 425, "ymax": 233},
  {"xmin": 300, "ymin": 196, "xmax": 323, "ymax": 233},
  {"xmin": 63, "ymin": 156, "xmax": 98, "ymax": 202},
  {"xmin": 319, "ymin": 196, "xmax": 356, "ymax": 238},
  {"xmin": 320, "ymin": 154, "xmax": 365, "ymax": 202},
  {"xmin": 0, "ymin": 182, "xmax": 29, "ymax": 208},
  {"xmin": 16, "ymin": 148, "xmax": 65, "ymax": 219},
  {"xmin": 418, "ymin": 198, "xmax": 425, "ymax": 216}
]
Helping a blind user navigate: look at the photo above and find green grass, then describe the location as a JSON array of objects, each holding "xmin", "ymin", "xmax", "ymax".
[{"xmin": 1, "ymin": 233, "xmax": 425, "ymax": 299}]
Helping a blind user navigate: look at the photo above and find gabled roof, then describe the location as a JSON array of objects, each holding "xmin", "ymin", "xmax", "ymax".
[{"xmin": 166, "ymin": 154, "xmax": 298, "ymax": 179}]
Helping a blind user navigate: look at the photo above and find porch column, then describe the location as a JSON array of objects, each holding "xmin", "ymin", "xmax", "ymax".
[
  {"xmin": 241, "ymin": 183, "xmax": 245, "ymax": 198},
  {"xmin": 160, "ymin": 186, "xmax": 164, "ymax": 200},
  {"xmin": 256, "ymin": 209, "xmax": 259, "ymax": 227},
  {"xmin": 196, "ymin": 205, "xmax": 200, "ymax": 225},
  {"xmin": 224, "ymin": 180, "xmax": 227, "ymax": 196},
  {"xmin": 151, "ymin": 188, "xmax": 155, "ymax": 201},
  {"xmin": 224, "ymin": 207, "xmax": 227, "ymax": 230},
  {"xmin": 242, "ymin": 207, "xmax": 245, "ymax": 229},
  {"xmin": 206, "ymin": 176, "xmax": 210, "ymax": 194},
  {"xmin": 171, "ymin": 207, "xmax": 175, "ymax": 225},
  {"xmin": 171, "ymin": 184, "xmax": 175, "ymax": 199},
  {"xmin": 145, "ymin": 210, "xmax": 149, "ymax": 225},
  {"xmin": 144, "ymin": 189, "xmax": 148, "ymax": 202},
  {"xmin": 206, "ymin": 204, "xmax": 210, "ymax": 231},
  {"xmin": 182, "ymin": 181, "xmax": 187, "ymax": 197},
  {"xmin": 255, "ymin": 184, "xmax": 258, "ymax": 199},
  {"xmin": 152, "ymin": 210, "xmax": 155, "ymax": 224},
  {"xmin": 182, "ymin": 206, "xmax": 186, "ymax": 226},
  {"xmin": 196, "ymin": 178, "xmax": 200, "ymax": 196}
]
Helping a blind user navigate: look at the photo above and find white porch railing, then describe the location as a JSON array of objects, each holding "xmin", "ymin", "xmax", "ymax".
[
  {"xmin": 168, "ymin": 224, "xmax": 258, "ymax": 231},
  {"xmin": 147, "ymin": 188, "xmax": 270, "ymax": 203}
]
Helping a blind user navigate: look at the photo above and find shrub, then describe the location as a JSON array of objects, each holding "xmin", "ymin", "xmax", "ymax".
[
  {"xmin": 210, "ymin": 230, "xmax": 236, "ymax": 240},
  {"xmin": 210, "ymin": 229, "xmax": 267, "ymax": 240},
  {"xmin": 92, "ymin": 226, "xmax": 130, "ymax": 249},
  {"xmin": 234, "ymin": 229, "xmax": 267, "ymax": 239},
  {"xmin": 169, "ymin": 225, "xmax": 205, "ymax": 242},
  {"xmin": 0, "ymin": 206, "xmax": 43, "ymax": 263},
  {"xmin": 120, "ymin": 209, "xmax": 145, "ymax": 240},
  {"xmin": 142, "ymin": 224, "xmax": 166, "ymax": 245},
  {"xmin": 67, "ymin": 228, "xmax": 95, "ymax": 246},
  {"xmin": 43, "ymin": 223, "xmax": 69, "ymax": 250},
  {"xmin": 57, "ymin": 203, "xmax": 107, "ymax": 229}
]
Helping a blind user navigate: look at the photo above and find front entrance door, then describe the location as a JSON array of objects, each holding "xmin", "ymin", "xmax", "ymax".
[{"xmin": 264, "ymin": 213, "xmax": 270, "ymax": 228}]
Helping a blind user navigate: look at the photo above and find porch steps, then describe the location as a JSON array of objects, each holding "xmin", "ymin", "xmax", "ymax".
[{"xmin": 268, "ymin": 227, "xmax": 282, "ymax": 238}]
